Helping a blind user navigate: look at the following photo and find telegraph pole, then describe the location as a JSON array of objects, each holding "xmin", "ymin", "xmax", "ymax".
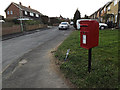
[{"xmin": 19, "ymin": 2, "xmax": 23, "ymax": 32}]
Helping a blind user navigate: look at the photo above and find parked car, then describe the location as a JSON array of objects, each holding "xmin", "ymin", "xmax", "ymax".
[
  {"xmin": 0, "ymin": 20, "xmax": 5, "ymax": 23},
  {"xmin": 70, "ymin": 21, "xmax": 74, "ymax": 25},
  {"xmin": 99, "ymin": 23, "xmax": 108, "ymax": 30},
  {"xmin": 58, "ymin": 22, "xmax": 70, "ymax": 30}
]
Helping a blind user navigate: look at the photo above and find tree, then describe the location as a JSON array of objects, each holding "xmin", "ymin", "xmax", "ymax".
[
  {"xmin": 73, "ymin": 9, "xmax": 81, "ymax": 29},
  {"xmin": 84, "ymin": 14, "xmax": 89, "ymax": 19}
]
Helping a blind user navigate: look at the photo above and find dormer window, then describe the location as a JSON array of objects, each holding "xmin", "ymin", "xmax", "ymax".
[
  {"xmin": 7, "ymin": 11, "xmax": 9, "ymax": 15},
  {"xmin": 36, "ymin": 14, "xmax": 39, "ymax": 17},
  {"xmin": 25, "ymin": 11, "xmax": 28, "ymax": 15},
  {"xmin": 30, "ymin": 12, "xmax": 34, "ymax": 16},
  {"xmin": 108, "ymin": 6, "xmax": 110, "ymax": 11}
]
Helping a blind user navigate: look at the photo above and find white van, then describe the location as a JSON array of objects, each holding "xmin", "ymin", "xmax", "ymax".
[{"xmin": 76, "ymin": 19, "xmax": 98, "ymax": 30}]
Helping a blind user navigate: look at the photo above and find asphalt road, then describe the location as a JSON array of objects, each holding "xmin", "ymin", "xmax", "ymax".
[{"xmin": 2, "ymin": 26, "xmax": 74, "ymax": 88}]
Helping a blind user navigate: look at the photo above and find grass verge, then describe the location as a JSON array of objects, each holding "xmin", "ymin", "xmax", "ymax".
[{"xmin": 55, "ymin": 29, "xmax": 119, "ymax": 88}]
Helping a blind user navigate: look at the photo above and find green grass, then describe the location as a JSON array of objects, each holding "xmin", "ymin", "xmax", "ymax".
[{"xmin": 55, "ymin": 29, "xmax": 119, "ymax": 88}]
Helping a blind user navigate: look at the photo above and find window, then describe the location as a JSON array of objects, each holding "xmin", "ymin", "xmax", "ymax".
[
  {"xmin": 104, "ymin": 8, "xmax": 106, "ymax": 12},
  {"xmin": 7, "ymin": 11, "xmax": 9, "ymax": 15},
  {"xmin": 11, "ymin": 11, "xmax": 13, "ymax": 14},
  {"xmin": 115, "ymin": 15, "xmax": 117, "ymax": 23},
  {"xmin": 101, "ymin": 18, "xmax": 103, "ymax": 22},
  {"xmin": 30, "ymin": 12, "xmax": 34, "ymax": 16},
  {"xmin": 108, "ymin": 6, "xmax": 110, "ymax": 11},
  {"xmin": 25, "ymin": 11, "xmax": 27, "ymax": 15},
  {"xmin": 36, "ymin": 14, "xmax": 39, "ymax": 17},
  {"xmin": 114, "ymin": 0, "xmax": 117, "ymax": 6}
]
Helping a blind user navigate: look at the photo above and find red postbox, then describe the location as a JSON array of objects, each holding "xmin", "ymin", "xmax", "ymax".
[{"xmin": 80, "ymin": 20, "xmax": 99, "ymax": 49}]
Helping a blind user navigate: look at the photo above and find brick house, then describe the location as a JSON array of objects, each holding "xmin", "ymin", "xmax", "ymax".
[
  {"xmin": 5, "ymin": 2, "xmax": 43, "ymax": 20},
  {"xmin": 90, "ymin": 0, "xmax": 120, "ymax": 28},
  {"xmin": 106, "ymin": 0, "xmax": 120, "ymax": 28}
]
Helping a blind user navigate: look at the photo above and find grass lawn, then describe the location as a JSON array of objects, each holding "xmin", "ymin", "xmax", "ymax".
[{"xmin": 55, "ymin": 29, "xmax": 119, "ymax": 88}]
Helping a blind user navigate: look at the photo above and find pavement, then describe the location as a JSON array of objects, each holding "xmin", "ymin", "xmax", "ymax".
[{"xmin": 2, "ymin": 26, "xmax": 74, "ymax": 88}]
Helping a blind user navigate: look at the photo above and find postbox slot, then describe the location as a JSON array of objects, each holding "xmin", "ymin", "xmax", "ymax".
[{"xmin": 80, "ymin": 24, "xmax": 88, "ymax": 27}]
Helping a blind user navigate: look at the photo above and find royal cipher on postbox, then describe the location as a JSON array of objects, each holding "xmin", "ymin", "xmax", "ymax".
[{"xmin": 80, "ymin": 20, "xmax": 99, "ymax": 49}]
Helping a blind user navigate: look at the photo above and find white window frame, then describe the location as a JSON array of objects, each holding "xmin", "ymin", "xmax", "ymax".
[
  {"xmin": 25, "ymin": 11, "xmax": 28, "ymax": 15},
  {"xmin": 114, "ymin": 0, "xmax": 117, "ymax": 6},
  {"xmin": 104, "ymin": 8, "xmax": 106, "ymax": 12},
  {"xmin": 36, "ymin": 14, "xmax": 39, "ymax": 17},
  {"xmin": 108, "ymin": 6, "xmax": 110, "ymax": 11},
  {"xmin": 101, "ymin": 18, "xmax": 103, "ymax": 22},
  {"xmin": 7, "ymin": 11, "xmax": 9, "ymax": 15},
  {"xmin": 115, "ymin": 15, "xmax": 117, "ymax": 23},
  {"xmin": 30, "ymin": 12, "xmax": 34, "ymax": 16},
  {"xmin": 11, "ymin": 11, "xmax": 13, "ymax": 14}
]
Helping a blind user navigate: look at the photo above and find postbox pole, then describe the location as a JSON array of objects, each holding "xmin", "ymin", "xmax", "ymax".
[{"xmin": 88, "ymin": 48, "xmax": 92, "ymax": 73}]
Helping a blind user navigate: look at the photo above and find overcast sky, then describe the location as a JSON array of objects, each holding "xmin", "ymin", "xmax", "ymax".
[{"xmin": 0, "ymin": 0, "xmax": 111, "ymax": 19}]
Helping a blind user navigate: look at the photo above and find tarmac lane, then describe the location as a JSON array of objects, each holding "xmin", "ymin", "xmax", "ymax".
[{"xmin": 2, "ymin": 26, "xmax": 73, "ymax": 88}]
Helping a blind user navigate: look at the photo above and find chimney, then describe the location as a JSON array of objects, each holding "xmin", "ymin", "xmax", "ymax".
[
  {"xmin": 19, "ymin": 2, "xmax": 22, "ymax": 5},
  {"xmin": 28, "ymin": 6, "xmax": 31, "ymax": 8}
]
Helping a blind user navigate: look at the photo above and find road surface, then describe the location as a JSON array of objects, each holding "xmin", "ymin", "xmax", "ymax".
[{"xmin": 2, "ymin": 26, "xmax": 74, "ymax": 88}]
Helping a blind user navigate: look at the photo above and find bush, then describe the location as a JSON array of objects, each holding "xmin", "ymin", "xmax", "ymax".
[{"xmin": 25, "ymin": 20, "xmax": 43, "ymax": 25}]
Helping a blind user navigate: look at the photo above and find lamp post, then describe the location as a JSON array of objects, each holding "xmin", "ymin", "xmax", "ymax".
[{"xmin": 19, "ymin": 2, "xmax": 23, "ymax": 32}]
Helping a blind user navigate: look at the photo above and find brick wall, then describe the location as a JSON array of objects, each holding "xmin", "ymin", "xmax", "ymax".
[
  {"xmin": 26, "ymin": 24, "xmax": 47, "ymax": 31},
  {"xmin": 2, "ymin": 24, "xmax": 47, "ymax": 35},
  {"xmin": 2, "ymin": 25, "xmax": 21, "ymax": 35}
]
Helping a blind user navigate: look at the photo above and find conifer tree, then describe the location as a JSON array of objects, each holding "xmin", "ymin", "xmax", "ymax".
[{"xmin": 73, "ymin": 9, "xmax": 81, "ymax": 29}]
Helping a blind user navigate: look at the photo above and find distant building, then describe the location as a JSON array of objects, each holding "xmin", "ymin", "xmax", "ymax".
[
  {"xmin": 106, "ymin": 0, "xmax": 120, "ymax": 28},
  {"xmin": 49, "ymin": 17, "xmax": 60, "ymax": 25},
  {"xmin": 0, "ymin": 15, "xmax": 4, "ymax": 20},
  {"xmin": 5, "ymin": 2, "xmax": 43, "ymax": 20}
]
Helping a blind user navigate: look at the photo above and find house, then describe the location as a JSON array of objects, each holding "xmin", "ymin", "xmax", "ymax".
[
  {"xmin": 5, "ymin": 2, "xmax": 43, "ymax": 20},
  {"xmin": 49, "ymin": 17, "xmax": 60, "ymax": 25},
  {"xmin": 106, "ymin": 0, "xmax": 120, "ymax": 28},
  {"xmin": 89, "ymin": 12, "xmax": 97, "ymax": 20},
  {"xmin": 89, "ymin": 0, "xmax": 120, "ymax": 28}
]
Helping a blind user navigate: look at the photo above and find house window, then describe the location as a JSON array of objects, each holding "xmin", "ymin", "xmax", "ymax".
[
  {"xmin": 7, "ymin": 11, "xmax": 9, "ymax": 15},
  {"xmin": 114, "ymin": 0, "xmax": 117, "ymax": 6},
  {"xmin": 108, "ymin": 6, "xmax": 110, "ymax": 11},
  {"xmin": 104, "ymin": 8, "xmax": 106, "ymax": 12},
  {"xmin": 115, "ymin": 15, "xmax": 117, "ymax": 23},
  {"xmin": 30, "ymin": 12, "xmax": 34, "ymax": 16},
  {"xmin": 101, "ymin": 18, "xmax": 103, "ymax": 22},
  {"xmin": 36, "ymin": 14, "xmax": 39, "ymax": 17},
  {"xmin": 25, "ymin": 11, "xmax": 28, "ymax": 15},
  {"xmin": 11, "ymin": 11, "xmax": 13, "ymax": 14}
]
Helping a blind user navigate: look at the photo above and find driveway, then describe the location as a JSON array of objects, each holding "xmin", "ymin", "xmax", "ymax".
[{"xmin": 2, "ymin": 26, "xmax": 73, "ymax": 88}]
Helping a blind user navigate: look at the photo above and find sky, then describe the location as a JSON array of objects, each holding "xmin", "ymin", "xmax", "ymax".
[{"xmin": 0, "ymin": 0, "xmax": 111, "ymax": 19}]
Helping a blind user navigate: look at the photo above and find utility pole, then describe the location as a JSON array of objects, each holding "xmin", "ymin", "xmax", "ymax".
[{"xmin": 19, "ymin": 2, "xmax": 23, "ymax": 32}]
